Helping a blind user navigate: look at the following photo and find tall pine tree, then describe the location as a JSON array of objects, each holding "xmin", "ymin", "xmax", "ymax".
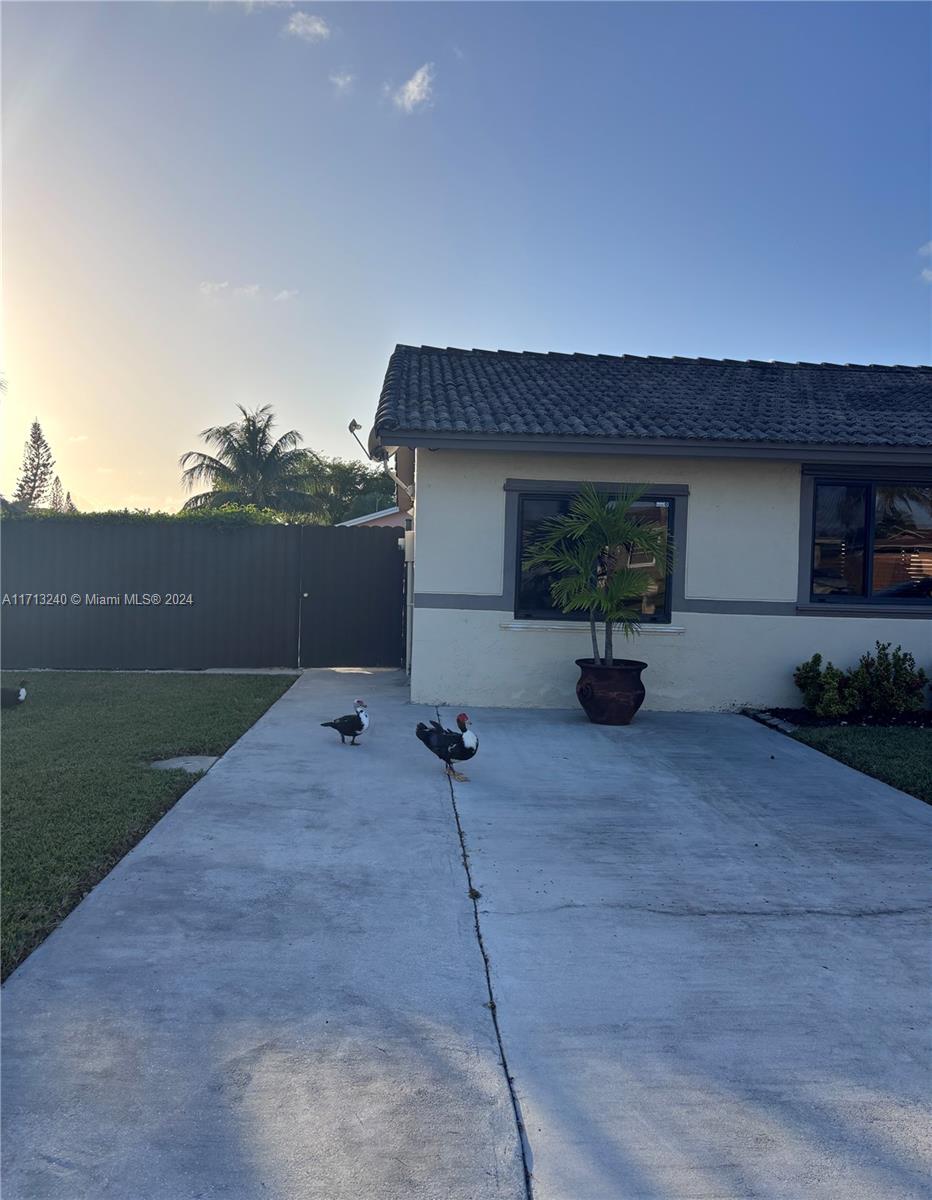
[
  {"xmin": 65, "ymin": 491, "xmax": 78, "ymax": 514},
  {"xmin": 50, "ymin": 476, "xmax": 64, "ymax": 512},
  {"xmin": 13, "ymin": 421, "xmax": 55, "ymax": 509}
]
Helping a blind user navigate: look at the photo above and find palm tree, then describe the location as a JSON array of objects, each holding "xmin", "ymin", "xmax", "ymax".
[
  {"xmin": 179, "ymin": 405, "xmax": 324, "ymax": 513},
  {"xmin": 523, "ymin": 484, "xmax": 671, "ymax": 665}
]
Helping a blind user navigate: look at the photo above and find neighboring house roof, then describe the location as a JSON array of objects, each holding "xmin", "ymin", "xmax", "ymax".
[
  {"xmin": 371, "ymin": 344, "xmax": 932, "ymax": 456},
  {"xmin": 337, "ymin": 506, "xmax": 402, "ymax": 527}
]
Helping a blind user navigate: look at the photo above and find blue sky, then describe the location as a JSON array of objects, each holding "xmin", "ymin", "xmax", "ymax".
[{"xmin": 4, "ymin": 1, "xmax": 930, "ymax": 509}]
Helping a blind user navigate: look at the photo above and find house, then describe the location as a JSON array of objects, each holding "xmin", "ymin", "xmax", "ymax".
[
  {"xmin": 337, "ymin": 505, "xmax": 406, "ymax": 529},
  {"xmin": 368, "ymin": 345, "xmax": 932, "ymax": 710}
]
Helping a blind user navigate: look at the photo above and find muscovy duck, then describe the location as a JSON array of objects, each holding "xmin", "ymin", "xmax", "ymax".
[
  {"xmin": 416, "ymin": 713, "xmax": 478, "ymax": 781},
  {"xmin": 321, "ymin": 699, "xmax": 369, "ymax": 745},
  {"xmin": 1, "ymin": 681, "xmax": 27, "ymax": 709}
]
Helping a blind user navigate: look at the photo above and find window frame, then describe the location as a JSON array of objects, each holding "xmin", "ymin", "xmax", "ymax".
[
  {"xmin": 808, "ymin": 476, "xmax": 932, "ymax": 607},
  {"xmin": 513, "ymin": 490, "xmax": 675, "ymax": 624}
]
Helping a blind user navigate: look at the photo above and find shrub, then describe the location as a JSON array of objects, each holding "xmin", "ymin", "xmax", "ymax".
[
  {"xmin": 0, "ymin": 503, "xmax": 287, "ymax": 527},
  {"xmin": 793, "ymin": 642, "xmax": 928, "ymax": 721},
  {"xmin": 792, "ymin": 654, "xmax": 857, "ymax": 718},
  {"xmin": 848, "ymin": 642, "xmax": 928, "ymax": 719},
  {"xmin": 793, "ymin": 653, "xmax": 826, "ymax": 711}
]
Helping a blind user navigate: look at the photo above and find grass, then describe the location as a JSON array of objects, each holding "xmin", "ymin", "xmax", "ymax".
[
  {"xmin": 1, "ymin": 671, "xmax": 296, "ymax": 979},
  {"xmin": 792, "ymin": 725, "xmax": 932, "ymax": 805}
]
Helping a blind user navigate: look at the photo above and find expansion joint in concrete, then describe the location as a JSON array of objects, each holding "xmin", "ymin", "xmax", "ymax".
[{"xmin": 437, "ymin": 710, "xmax": 534, "ymax": 1200}]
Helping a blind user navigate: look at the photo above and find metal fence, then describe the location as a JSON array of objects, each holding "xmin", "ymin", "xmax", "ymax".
[{"xmin": 0, "ymin": 521, "xmax": 404, "ymax": 670}]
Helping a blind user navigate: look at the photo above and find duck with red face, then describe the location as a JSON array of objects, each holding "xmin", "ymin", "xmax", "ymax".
[{"xmin": 415, "ymin": 712, "xmax": 479, "ymax": 782}]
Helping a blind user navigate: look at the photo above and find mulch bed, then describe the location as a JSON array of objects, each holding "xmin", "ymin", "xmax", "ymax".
[{"xmin": 765, "ymin": 707, "xmax": 932, "ymax": 729}]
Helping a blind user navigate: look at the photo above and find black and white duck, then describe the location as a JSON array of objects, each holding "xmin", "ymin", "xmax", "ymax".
[{"xmin": 321, "ymin": 699, "xmax": 369, "ymax": 745}]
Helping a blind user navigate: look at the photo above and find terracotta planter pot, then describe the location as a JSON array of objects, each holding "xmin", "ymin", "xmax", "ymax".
[{"xmin": 575, "ymin": 658, "xmax": 647, "ymax": 726}]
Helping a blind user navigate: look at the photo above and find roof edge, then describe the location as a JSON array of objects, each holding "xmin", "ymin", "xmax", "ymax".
[
  {"xmin": 370, "ymin": 428, "xmax": 932, "ymax": 465},
  {"xmin": 390, "ymin": 343, "xmax": 932, "ymax": 372}
]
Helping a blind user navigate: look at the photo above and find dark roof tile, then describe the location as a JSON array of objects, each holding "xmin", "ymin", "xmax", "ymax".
[{"xmin": 372, "ymin": 345, "xmax": 932, "ymax": 449}]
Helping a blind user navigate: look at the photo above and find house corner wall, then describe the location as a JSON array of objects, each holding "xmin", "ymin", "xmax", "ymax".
[{"xmin": 409, "ymin": 450, "xmax": 931, "ymax": 710}]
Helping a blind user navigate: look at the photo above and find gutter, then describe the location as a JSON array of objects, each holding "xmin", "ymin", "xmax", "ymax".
[{"xmin": 369, "ymin": 429, "xmax": 932, "ymax": 466}]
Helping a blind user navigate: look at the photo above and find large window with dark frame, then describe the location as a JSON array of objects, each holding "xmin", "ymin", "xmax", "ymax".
[
  {"xmin": 810, "ymin": 480, "xmax": 932, "ymax": 604},
  {"xmin": 515, "ymin": 492, "xmax": 673, "ymax": 622}
]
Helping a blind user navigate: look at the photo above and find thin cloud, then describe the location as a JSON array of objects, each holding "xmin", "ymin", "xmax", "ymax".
[
  {"xmin": 329, "ymin": 71, "xmax": 355, "ymax": 94},
  {"xmin": 96, "ymin": 467, "xmax": 114, "ymax": 475},
  {"xmin": 209, "ymin": 1, "xmax": 296, "ymax": 11},
  {"xmin": 68, "ymin": 434, "xmax": 89, "ymax": 444},
  {"xmin": 199, "ymin": 281, "xmax": 298, "ymax": 301},
  {"xmin": 284, "ymin": 13, "xmax": 330, "ymax": 43},
  {"xmin": 917, "ymin": 243, "xmax": 932, "ymax": 282},
  {"xmin": 393, "ymin": 63, "xmax": 435, "ymax": 113}
]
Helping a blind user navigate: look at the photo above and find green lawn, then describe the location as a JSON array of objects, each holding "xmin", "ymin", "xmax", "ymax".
[
  {"xmin": 792, "ymin": 726, "xmax": 932, "ymax": 805},
  {"xmin": 1, "ymin": 671, "xmax": 296, "ymax": 979}
]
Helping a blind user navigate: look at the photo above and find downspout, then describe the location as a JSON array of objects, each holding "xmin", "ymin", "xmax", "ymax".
[{"xmin": 403, "ymin": 521, "xmax": 415, "ymax": 675}]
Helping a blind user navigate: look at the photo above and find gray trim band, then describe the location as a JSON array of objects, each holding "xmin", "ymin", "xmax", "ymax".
[
  {"xmin": 679, "ymin": 599, "xmax": 797, "ymax": 616},
  {"xmin": 413, "ymin": 593, "xmax": 929, "ymax": 618},
  {"xmin": 795, "ymin": 604, "xmax": 931, "ymax": 620},
  {"xmin": 801, "ymin": 464, "xmax": 932, "ymax": 482},
  {"xmin": 414, "ymin": 593, "xmax": 509, "ymax": 611},
  {"xmin": 376, "ymin": 431, "xmax": 932, "ymax": 465},
  {"xmin": 503, "ymin": 478, "xmax": 690, "ymax": 496}
]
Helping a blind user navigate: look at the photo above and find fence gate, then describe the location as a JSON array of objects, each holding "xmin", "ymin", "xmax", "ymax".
[{"xmin": 298, "ymin": 525, "xmax": 405, "ymax": 668}]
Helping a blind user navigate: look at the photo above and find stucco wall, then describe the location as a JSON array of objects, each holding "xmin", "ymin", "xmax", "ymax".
[
  {"xmin": 410, "ymin": 607, "xmax": 932, "ymax": 710},
  {"xmin": 409, "ymin": 449, "xmax": 931, "ymax": 710},
  {"xmin": 413, "ymin": 450, "xmax": 802, "ymax": 602}
]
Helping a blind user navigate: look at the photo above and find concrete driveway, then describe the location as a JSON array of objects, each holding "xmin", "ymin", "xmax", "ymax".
[
  {"xmin": 3, "ymin": 670, "xmax": 930, "ymax": 1200},
  {"xmin": 448, "ymin": 703, "xmax": 932, "ymax": 1200}
]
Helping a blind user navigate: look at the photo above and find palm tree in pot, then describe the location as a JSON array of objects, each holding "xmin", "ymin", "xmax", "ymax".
[{"xmin": 523, "ymin": 484, "xmax": 671, "ymax": 724}]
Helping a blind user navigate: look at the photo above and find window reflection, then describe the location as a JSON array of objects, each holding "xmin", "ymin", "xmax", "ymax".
[
  {"xmin": 873, "ymin": 486, "xmax": 932, "ymax": 599},
  {"xmin": 516, "ymin": 494, "xmax": 671, "ymax": 621},
  {"xmin": 812, "ymin": 484, "xmax": 867, "ymax": 596}
]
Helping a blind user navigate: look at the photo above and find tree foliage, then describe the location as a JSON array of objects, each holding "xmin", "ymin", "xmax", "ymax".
[
  {"xmin": 522, "ymin": 484, "xmax": 671, "ymax": 665},
  {"xmin": 49, "ymin": 476, "xmax": 64, "ymax": 513},
  {"xmin": 13, "ymin": 421, "xmax": 55, "ymax": 509},
  {"xmin": 179, "ymin": 404, "xmax": 393, "ymax": 523},
  {"xmin": 179, "ymin": 405, "xmax": 325, "ymax": 514},
  {"xmin": 303, "ymin": 456, "xmax": 395, "ymax": 524}
]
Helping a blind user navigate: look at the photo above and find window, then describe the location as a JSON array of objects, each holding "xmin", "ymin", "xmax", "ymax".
[
  {"xmin": 811, "ymin": 481, "xmax": 932, "ymax": 604},
  {"xmin": 515, "ymin": 492, "xmax": 673, "ymax": 622}
]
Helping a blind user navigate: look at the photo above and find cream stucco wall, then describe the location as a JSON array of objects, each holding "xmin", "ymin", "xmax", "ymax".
[
  {"xmin": 409, "ymin": 449, "xmax": 931, "ymax": 710},
  {"xmin": 410, "ymin": 608, "xmax": 932, "ymax": 710},
  {"xmin": 413, "ymin": 449, "xmax": 802, "ymax": 602}
]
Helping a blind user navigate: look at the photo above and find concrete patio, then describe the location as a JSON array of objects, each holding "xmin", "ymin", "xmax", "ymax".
[{"xmin": 3, "ymin": 669, "xmax": 930, "ymax": 1199}]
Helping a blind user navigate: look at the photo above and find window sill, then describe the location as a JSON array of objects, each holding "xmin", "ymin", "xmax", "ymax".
[
  {"xmin": 797, "ymin": 604, "xmax": 931, "ymax": 620},
  {"xmin": 501, "ymin": 620, "xmax": 685, "ymax": 635}
]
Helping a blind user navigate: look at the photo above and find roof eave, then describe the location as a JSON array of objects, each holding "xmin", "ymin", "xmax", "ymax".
[{"xmin": 370, "ymin": 428, "xmax": 932, "ymax": 465}]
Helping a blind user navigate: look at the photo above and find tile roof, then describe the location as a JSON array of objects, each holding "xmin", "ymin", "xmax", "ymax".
[{"xmin": 372, "ymin": 345, "xmax": 932, "ymax": 449}]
